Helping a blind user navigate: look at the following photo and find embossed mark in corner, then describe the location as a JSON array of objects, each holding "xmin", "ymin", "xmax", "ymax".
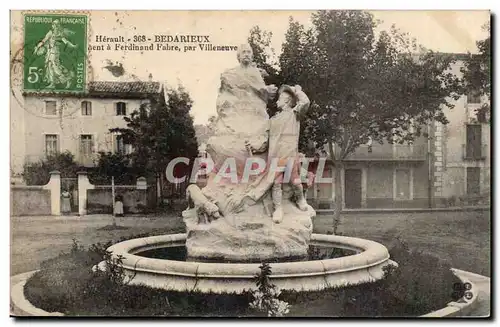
[{"xmin": 23, "ymin": 13, "xmax": 88, "ymax": 94}]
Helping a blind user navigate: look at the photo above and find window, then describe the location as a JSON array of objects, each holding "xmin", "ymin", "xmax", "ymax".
[
  {"xmin": 465, "ymin": 124, "xmax": 482, "ymax": 160},
  {"xmin": 81, "ymin": 101, "xmax": 92, "ymax": 116},
  {"xmin": 45, "ymin": 134, "xmax": 59, "ymax": 156},
  {"xmin": 467, "ymin": 90, "xmax": 481, "ymax": 104},
  {"xmin": 114, "ymin": 134, "xmax": 126, "ymax": 154},
  {"xmin": 116, "ymin": 102, "xmax": 127, "ymax": 116},
  {"xmin": 466, "ymin": 167, "xmax": 481, "ymax": 195},
  {"xmin": 395, "ymin": 169, "xmax": 411, "ymax": 200},
  {"xmin": 45, "ymin": 101, "xmax": 57, "ymax": 115},
  {"xmin": 80, "ymin": 135, "xmax": 94, "ymax": 159}
]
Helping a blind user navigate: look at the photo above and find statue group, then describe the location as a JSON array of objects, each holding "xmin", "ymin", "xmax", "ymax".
[{"xmin": 183, "ymin": 44, "xmax": 316, "ymax": 262}]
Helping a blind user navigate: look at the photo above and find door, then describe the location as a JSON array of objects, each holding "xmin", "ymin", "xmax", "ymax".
[
  {"xmin": 466, "ymin": 167, "xmax": 480, "ymax": 195},
  {"xmin": 345, "ymin": 169, "xmax": 362, "ymax": 208}
]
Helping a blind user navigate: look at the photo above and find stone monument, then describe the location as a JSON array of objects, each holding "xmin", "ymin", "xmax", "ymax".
[{"xmin": 183, "ymin": 44, "xmax": 316, "ymax": 262}]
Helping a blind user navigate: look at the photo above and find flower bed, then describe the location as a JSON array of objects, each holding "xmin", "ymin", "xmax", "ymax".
[{"xmin": 23, "ymin": 235, "xmax": 463, "ymax": 317}]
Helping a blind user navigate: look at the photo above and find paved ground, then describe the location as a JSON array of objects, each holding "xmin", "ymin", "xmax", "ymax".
[{"xmin": 463, "ymin": 273, "xmax": 490, "ymax": 317}]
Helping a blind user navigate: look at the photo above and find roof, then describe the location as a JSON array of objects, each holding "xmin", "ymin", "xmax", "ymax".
[
  {"xmin": 22, "ymin": 81, "xmax": 163, "ymax": 99},
  {"xmin": 88, "ymin": 81, "xmax": 162, "ymax": 95}
]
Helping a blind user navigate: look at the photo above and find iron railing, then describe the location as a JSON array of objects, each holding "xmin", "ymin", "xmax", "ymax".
[{"xmin": 344, "ymin": 144, "xmax": 427, "ymax": 161}]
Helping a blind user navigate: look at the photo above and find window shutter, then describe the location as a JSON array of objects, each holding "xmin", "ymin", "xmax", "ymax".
[{"xmin": 93, "ymin": 133, "xmax": 98, "ymax": 154}]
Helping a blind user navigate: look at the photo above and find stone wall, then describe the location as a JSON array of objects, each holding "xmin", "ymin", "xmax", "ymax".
[
  {"xmin": 11, "ymin": 186, "xmax": 51, "ymax": 216},
  {"xmin": 87, "ymin": 186, "xmax": 155, "ymax": 214}
]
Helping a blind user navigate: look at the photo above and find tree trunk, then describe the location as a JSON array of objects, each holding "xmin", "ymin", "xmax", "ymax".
[
  {"xmin": 328, "ymin": 140, "xmax": 343, "ymax": 234},
  {"xmin": 333, "ymin": 159, "xmax": 343, "ymax": 234},
  {"xmin": 158, "ymin": 173, "xmax": 164, "ymax": 205},
  {"xmin": 112, "ymin": 175, "xmax": 116, "ymax": 226}
]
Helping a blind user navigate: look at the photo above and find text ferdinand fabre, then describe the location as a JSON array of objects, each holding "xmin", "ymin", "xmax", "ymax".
[{"xmin": 92, "ymin": 34, "xmax": 238, "ymax": 52}]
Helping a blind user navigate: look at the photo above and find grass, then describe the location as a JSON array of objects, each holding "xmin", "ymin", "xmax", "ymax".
[
  {"xmin": 10, "ymin": 214, "xmax": 185, "ymax": 275},
  {"xmin": 11, "ymin": 210, "xmax": 490, "ymax": 277},
  {"xmin": 23, "ymin": 234, "xmax": 463, "ymax": 317},
  {"xmin": 313, "ymin": 210, "xmax": 491, "ymax": 277},
  {"xmin": 97, "ymin": 224, "xmax": 131, "ymax": 231}
]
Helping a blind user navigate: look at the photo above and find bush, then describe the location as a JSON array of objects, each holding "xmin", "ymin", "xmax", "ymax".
[
  {"xmin": 25, "ymin": 240, "xmax": 252, "ymax": 316},
  {"xmin": 380, "ymin": 236, "xmax": 460, "ymax": 316},
  {"xmin": 22, "ymin": 151, "xmax": 80, "ymax": 185},
  {"xmin": 24, "ymin": 234, "xmax": 462, "ymax": 317},
  {"xmin": 283, "ymin": 236, "xmax": 462, "ymax": 317}
]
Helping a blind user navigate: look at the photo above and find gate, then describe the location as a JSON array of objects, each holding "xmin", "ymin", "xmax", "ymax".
[{"xmin": 61, "ymin": 177, "xmax": 78, "ymax": 213}]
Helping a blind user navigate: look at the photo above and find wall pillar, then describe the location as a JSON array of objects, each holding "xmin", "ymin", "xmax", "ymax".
[
  {"xmin": 433, "ymin": 122, "xmax": 444, "ymax": 201},
  {"xmin": 43, "ymin": 170, "xmax": 61, "ymax": 216},
  {"xmin": 77, "ymin": 171, "xmax": 94, "ymax": 216}
]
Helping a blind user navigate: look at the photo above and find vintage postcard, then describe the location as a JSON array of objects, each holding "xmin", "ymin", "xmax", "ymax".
[{"xmin": 10, "ymin": 10, "xmax": 491, "ymax": 318}]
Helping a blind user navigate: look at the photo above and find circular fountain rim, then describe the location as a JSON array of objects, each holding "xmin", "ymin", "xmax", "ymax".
[{"xmin": 107, "ymin": 233, "xmax": 390, "ymax": 279}]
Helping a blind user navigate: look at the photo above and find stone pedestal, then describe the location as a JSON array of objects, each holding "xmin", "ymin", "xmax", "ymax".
[{"xmin": 183, "ymin": 196, "xmax": 314, "ymax": 262}]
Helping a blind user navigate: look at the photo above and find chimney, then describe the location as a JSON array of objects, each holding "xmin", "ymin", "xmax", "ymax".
[{"xmin": 148, "ymin": 73, "xmax": 153, "ymax": 82}]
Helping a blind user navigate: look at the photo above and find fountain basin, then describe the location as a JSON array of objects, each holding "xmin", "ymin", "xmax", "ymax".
[{"xmin": 106, "ymin": 233, "xmax": 395, "ymax": 294}]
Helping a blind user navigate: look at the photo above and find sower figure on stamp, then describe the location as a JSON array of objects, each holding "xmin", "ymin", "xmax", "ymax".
[
  {"xmin": 33, "ymin": 19, "xmax": 77, "ymax": 89},
  {"xmin": 246, "ymin": 84, "xmax": 311, "ymax": 223}
]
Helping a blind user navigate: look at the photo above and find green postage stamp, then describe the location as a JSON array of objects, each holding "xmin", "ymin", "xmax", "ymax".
[{"xmin": 23, "ymin": 13, "xmax": 88, "ymax": 93}]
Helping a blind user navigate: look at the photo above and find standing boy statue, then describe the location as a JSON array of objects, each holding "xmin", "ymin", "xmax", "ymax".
[{"xmin": 246, "ymin": 84, "xmax": 311, "ymax": 223}]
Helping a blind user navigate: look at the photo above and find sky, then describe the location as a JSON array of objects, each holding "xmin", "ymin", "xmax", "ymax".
[{"xmin": 10, "ymin": 10, "xmax": 490, "ymax": 125}]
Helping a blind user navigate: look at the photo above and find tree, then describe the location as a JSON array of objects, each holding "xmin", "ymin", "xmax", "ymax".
[
  {"xmin": 90, "ymin": 151, "xmax": 132, "ymax": 185},
  {"xmin": 249, "ymin": 11, "xmax": 462, "ymax": 233},
  {"xmin": 111, "ymin": 86, "xmax": 199, "ymax": 200},
  {"xmin": 194, "ymin": 115, "xmax": 217, "ymax": 145},
  {"xmin": 247, "ymin": 26, "xmax": 280, "ymax": 85},
  {"xmin": 248, "ymin": 25, "xmax": 282, "ymax": 117},
  {"xmin": 91, "ymin": 151, "xmax": 132, "ymax": 226},
  {"xmin": 22, "ymin": 151, "xmax": 80, "ymax": 185},
  {"xmin": 461, "ymin": 21, "xmax": 490, "ymax": 122}
]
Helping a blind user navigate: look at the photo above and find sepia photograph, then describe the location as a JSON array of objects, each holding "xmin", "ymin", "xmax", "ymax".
[{"xmin": 9, "ymin": 9, "xmax": 491, "ymax": 318}]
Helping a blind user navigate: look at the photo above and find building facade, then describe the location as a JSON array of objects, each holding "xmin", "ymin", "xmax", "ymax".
[
  {"xmin": 432, "ymin": 60, "xmax": 491, "ymax": 206},
  {"xmin": 14, "ymin": 81, "xmax": 163, "ymax": 173},
  {"xmin": 309, "ymin": 58, "xmax": 491, "ymax": 209},
  {"xmin": 308, "ymin": 135, "xmax": 431, "ymax": 209}
]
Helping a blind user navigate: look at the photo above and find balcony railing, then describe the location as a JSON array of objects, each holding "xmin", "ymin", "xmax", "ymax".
[
  {"xmin": 462, "ymin": 144, "xmax": 487, "ymax": 161},
  {"xmin": 344, "ymin": 144, "xmax": 427, "ymax": 161}
]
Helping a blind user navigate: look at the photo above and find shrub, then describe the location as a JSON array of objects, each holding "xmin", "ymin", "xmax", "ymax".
[
  {"xmin": 249, "ymin": 263, "xmax": 290, "ymax": 317},
  {"xmin": 24, "ymin": 234, "xmax": 462, "ymax": 317},
  {"xmin": 22, "ymin": 151, "xmax": 80, "ymax": 185}
]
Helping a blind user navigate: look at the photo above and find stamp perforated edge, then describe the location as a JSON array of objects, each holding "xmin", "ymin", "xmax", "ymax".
[{"xmin": 17, "ymin": 9, "xmax": 94, "ymax": 96}]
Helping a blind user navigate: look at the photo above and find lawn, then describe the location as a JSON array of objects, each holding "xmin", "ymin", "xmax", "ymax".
[
  {"xmin": 314, "ymin": 210, "xmax": 491, "ymax": 277},
  {"xmin": 11, "ymin": 209, "xmax": 490, "ymax": 277},
  {"xmin": 10, "ymin": 214, "xmax": 185, "ymax": 276}
]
